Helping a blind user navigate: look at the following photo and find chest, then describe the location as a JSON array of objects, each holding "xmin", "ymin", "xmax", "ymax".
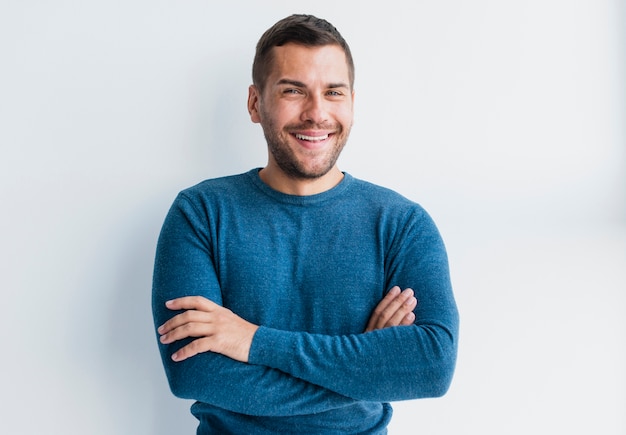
[{"xmin": 212, "ymin": 206, "xmax": 386, "ymax": 333}]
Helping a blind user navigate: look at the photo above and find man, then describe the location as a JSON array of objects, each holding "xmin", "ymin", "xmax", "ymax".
[{"xmin": 153, "ymin": 14, "xmax": 458, "ymax": 434}]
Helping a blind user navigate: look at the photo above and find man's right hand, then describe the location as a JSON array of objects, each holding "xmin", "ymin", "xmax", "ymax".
[{"xmin": 365, "ymin": 286, "xmax": 417, "ymax": 332}]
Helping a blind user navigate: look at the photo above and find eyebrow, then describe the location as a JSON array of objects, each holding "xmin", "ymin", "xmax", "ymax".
[{"xmin": 276, "ymin": 79, "xmax": 350, "ymax": 89}]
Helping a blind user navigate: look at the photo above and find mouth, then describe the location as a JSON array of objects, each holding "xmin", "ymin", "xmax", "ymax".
[
  {"xmin": 294, "ymin": 133, "xmax": 330, "ymax": 142},
  {"xmin": 291, "ymin": 129, "xmax": 336, "ymax": 151}
]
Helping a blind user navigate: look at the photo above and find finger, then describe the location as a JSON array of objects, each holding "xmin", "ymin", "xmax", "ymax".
[
  {"xmin": 160, "ymin": 325, "xmax": 213, "ymax": 347},
  {"xmin": 159, "ymin": 296, "xmax": 218, "ymax": 334},
  {"xmin": 365, "ymin": 286, "xmax": 401, "ymax": 331},
  {"xmin": 379, "ymin": 286, "xmax": 401, "ymax": 307},
  {"xmin": 157, "ymin": 310, "xmax": 211, "ymax": 339},
  {"xmin": 369, "ymin": 288, "xmax": 414, "ymax": 331},
  {"xmin": 165, "ymin": 296, "xmax": 216, "ymax": 312},
  {"xmin": 384, "ymin": 294, "xmax": 417, "ymax": 328},
  {"xmin": 399, "ymin": 311, "xmax": 416, "ymax": 326},
  {"xmin": 158, "ymin": 309, "xmax": 210, "ymax": 335},
  {"xmin": 171, "ymin": 337, "xmax": 213, "ymax": 362}
]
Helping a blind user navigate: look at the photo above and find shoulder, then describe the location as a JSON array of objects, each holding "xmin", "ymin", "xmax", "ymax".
[
  {"xmin": 182, "ymin": 171, "xmax": 252, "ymax": 195},
  {"xmin": 344, "ymin": 175, "xmax": 441, "ymax": 239},
  {"xmin": 347, "ymin": 175, "xmax": 426, "ymax": 215},
  {"xmin": 161, "ymin": 170, "xmax": 262, "ymax": 223},
  {"xmin": 175, "ymin": 170, "xmax": 260, "ymax": 205}
]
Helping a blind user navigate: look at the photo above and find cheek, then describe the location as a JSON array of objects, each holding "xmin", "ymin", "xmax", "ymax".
[
  {"xmin": 261, "ymin": 101, "xmax": 295, "ymax": 126},
  {"xmin": 337, "ymin": 108, "xmax": 354, "ymax": 129},
  {"xmin": 336, "ymin": 100, "xmax": 354, "ymax": 120}
]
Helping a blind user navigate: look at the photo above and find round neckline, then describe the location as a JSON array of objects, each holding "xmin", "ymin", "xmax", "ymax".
[{"xmin": 246, "ymin": 168, "xmax": 353, "ymax": 206}]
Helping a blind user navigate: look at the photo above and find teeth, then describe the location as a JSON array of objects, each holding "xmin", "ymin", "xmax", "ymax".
[{"xmin": 295, "ymin": 133, "xmax": 329, "ymax": 141}]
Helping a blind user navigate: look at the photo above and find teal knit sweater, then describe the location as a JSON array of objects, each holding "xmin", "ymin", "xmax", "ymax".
[{"xmin": 152, "ymin": 169, "xmax": 459, "ymax": 434}]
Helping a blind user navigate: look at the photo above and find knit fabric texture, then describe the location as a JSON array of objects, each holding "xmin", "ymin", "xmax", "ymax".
[{"xmin": 152, "ymin": 169, "xmax": 459, "ymax": 434}]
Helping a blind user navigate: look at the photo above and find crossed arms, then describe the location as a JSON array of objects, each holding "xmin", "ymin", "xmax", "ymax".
[
  {"xmin": 152, "ymin": 193, "xmax": 458, "ymax": 416},
  {"xmin": 158, "ymin": 286, "xmax": 417, "ymax": 363}
]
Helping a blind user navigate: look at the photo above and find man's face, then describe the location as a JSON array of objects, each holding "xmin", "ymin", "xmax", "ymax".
[{"xmin": 248, "ymin": 43, "xmax": 355, "ymax": 180}]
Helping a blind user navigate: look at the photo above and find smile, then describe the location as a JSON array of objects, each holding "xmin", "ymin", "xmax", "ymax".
[{"xmin": 294, "ymin": 133, "xmax": 329, "ymax": 142}]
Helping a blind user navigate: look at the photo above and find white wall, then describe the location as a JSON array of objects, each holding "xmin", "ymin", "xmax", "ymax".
[{"xmin": 1, "ymin": 1, "xmax": 624, "ymax": 434}]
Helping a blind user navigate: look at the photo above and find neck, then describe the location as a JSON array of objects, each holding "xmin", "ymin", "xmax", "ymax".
[{"xmin": 258, "ymin": 166, "xmax": 344, "ymax": 196}]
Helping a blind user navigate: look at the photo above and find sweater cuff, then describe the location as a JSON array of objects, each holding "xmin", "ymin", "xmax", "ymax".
[{"xmin": 248, "ymin": 326, "xmax": 292, "ymax": 368}]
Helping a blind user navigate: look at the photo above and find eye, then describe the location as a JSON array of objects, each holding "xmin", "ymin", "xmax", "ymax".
[
  {"xmin": 327, "ymin": 90, "xmax": 345, "ymax": 97},
  {"xmin": 283, "ymin": 88, "xmax": 302, "ymax": 95}
]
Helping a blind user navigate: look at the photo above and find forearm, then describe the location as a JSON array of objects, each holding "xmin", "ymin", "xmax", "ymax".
[
  {"xmin": 156, "ymin": 338, "xmax": 357, "ymax": 416},
  {"xmin": 153, "ymin": 293, "xmax": 358, "ymax": 416},
  {"xmin": 248, "ymin": 316, "xmax": 458, "ymax": 402}
]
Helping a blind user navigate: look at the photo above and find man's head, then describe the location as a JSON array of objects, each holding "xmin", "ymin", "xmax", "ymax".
[
  {"xmin": 252, "ymin": 14, "xmax": 355, "ymax": 94},
  {"xmin": 247, "ymin": 15, "xmax": 355, "ymax": 192}
]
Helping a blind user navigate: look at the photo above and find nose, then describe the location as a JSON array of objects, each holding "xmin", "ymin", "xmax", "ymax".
[{"xmin": 300, "ymin": 94, "xmax": 328, "ymax": 125}]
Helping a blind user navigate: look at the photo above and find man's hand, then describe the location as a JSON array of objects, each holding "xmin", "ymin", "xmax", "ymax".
[
  {"xmin": 365, "ymin": 286, "xmax": 417, "ymax": 332},
  {"xmin": 158, "ymin": 296, "xmax": 259, "ymax": 363}
]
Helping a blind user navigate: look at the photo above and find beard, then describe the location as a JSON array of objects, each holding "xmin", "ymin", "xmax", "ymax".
[{"xmin": 260, "ymin": 113, "xmax": 351, "ymax": 180}]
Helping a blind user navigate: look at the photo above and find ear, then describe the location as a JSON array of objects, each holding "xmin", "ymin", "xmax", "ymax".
[{"xmin": 247, "ymin": 85, "xmax": 262, "ymax": 124}]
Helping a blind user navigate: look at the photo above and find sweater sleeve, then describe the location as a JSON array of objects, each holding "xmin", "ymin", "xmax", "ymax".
[
  {"xmin": 247, "ymin": 208, "xmax": 459, "ymax": 402},
  {"xmin": 151, "ymin": 194, "xmax": 357, "ymax": 416}
]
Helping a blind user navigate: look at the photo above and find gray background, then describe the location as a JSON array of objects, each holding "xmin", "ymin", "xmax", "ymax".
[{"xmin": 1, "ymin": 1, "xmax": 624, "ymax": 433}]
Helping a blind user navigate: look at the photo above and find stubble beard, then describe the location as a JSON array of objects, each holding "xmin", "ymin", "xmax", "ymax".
[{"xmin": 261, "ymin": 118, "xmax": 350, "ymax": 181}]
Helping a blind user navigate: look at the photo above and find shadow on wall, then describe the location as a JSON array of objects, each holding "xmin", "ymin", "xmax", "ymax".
[
  {"xmin": 108, "ymin": 199, "xmax": 197, "ymax": 434},
  {"xmin": 191, "ymin": 53, "xmax": 266, "ymax": 178}
]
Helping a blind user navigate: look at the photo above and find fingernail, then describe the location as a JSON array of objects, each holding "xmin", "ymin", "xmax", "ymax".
[
  {"xmin": 165, "ymin": 300, "xmax": 174, "ymax": 307},
  {"xmin": 171, "ymin": 352, "xmax": 179, "ymax": 361}
]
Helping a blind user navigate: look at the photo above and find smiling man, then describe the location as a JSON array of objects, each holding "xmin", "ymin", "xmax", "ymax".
[
  {"xmin": 250, "ymin": 42, "xmax": 353, "ymax": 194},
  {"xmin": 152, "ymin": 14, "xmax": 459, "ymax": 434}
]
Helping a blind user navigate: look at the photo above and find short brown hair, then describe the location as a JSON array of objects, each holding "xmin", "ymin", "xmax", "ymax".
[{"xmin": 252, "ymin": 14, "xmax": 355, "ymax": 92}]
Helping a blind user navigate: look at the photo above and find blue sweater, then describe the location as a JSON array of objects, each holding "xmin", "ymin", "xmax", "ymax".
[{"xmin": 152, "ymin": 169, "xmax": 459, "ymax": 434}]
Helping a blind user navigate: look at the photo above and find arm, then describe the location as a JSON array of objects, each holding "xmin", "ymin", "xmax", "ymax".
[
  {"xmin": 152, "ymin": 194, "xmax": 358, "ymax": 416},
  {"xmin": 159, "ymin": 205, "xmax": 458, "ymax": 402},
  {"xmin": 159, "ymin": 286, "xmax": 417, "ymax": 363},
  {"xmin": 249, "ymin": 209, "xmax": 458, "ymax": 401}
]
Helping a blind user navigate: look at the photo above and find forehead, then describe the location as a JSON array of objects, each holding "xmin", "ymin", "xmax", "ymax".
[{"xmin": 267, "ymin": 43, "xmax": 351, "ymax": 87}]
